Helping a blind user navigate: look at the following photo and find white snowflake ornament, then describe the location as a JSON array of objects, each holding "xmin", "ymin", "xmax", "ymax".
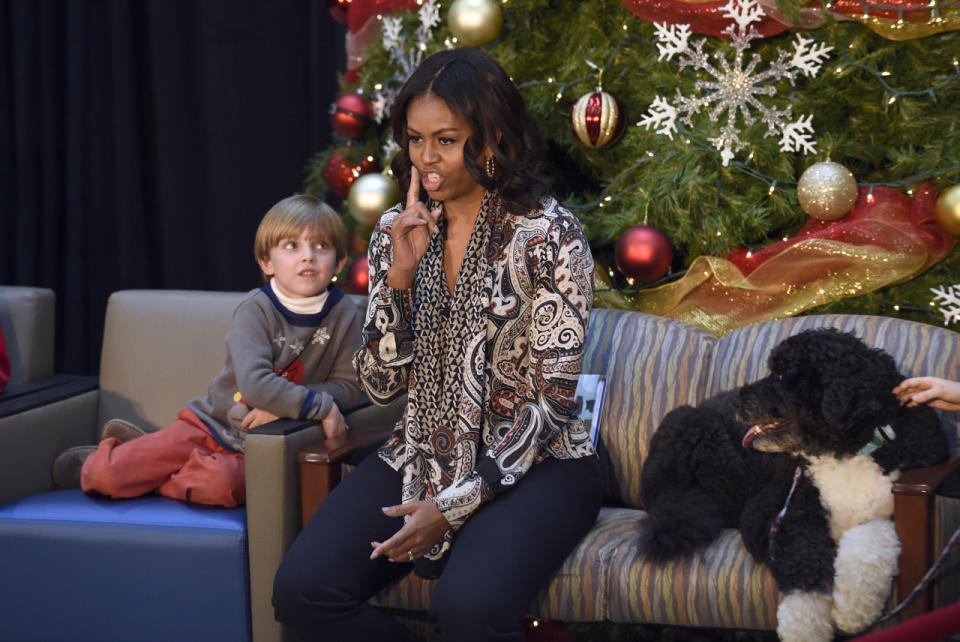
[
  {"xmin": 639, "ymin": 0, "xmax": 833, "ymax": 166},
  {"xmin": 638, "ymin": 96, "xmax": 679, "ymax": 139},
  {"xmin": 370, "ymin": 0, "xmax": 446, "ymax": 123},
  {"xmin": 930, "ymin": 284, "xmax": 960, "ymax": 324},
  {"xmin": 652, "ymin": 22, "xmax": 692, "ymax": 61}
]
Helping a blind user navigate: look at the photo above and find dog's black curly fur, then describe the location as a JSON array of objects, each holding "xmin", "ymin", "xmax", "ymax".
[{"xmin": 640, "ymin": 328, "xmax": 949, "ymax": 595}]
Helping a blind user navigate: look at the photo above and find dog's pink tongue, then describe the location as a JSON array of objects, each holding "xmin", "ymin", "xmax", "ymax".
[{"xmin": 742, "ymin": 427, "xmax": 760, "ymax": 449}]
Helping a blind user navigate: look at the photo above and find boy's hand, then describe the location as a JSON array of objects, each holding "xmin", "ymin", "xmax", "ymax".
[
  {"xmin": 321, "ymin": 404, "xmax": 348, "ymax": 439},
  {"xmin": 241, "ymin": 408, "xmax": 281, "ymax": 431}
]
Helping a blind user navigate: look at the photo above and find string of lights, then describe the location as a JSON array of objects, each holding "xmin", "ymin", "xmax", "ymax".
[{"xmin": 517, "ymin": 28, "xmax": 960, "ymax": 218}]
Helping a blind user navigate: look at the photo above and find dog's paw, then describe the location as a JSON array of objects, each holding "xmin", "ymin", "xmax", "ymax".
[
  {"xmin": 832, "ymin": 519, "xmax": 900, "ymax": 633},
  {"xmin": 777, "ymin": 591, "xmax": 833, "ymax": 642}
]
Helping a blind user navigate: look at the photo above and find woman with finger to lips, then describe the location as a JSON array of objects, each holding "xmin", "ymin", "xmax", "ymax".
[{"xmin": 273, "ymin": 47, "xmax": 602, "ymax": 642}]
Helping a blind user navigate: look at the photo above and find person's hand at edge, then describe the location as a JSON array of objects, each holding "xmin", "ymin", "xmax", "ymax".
[{"xmin": 893, "ymin": 376, "xmax": 960, "ymax": 411}]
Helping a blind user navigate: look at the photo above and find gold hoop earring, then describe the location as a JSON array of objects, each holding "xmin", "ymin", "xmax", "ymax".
[{"xmin": 485, "ymin": 156, "xmax": 496, "ymax": 179}]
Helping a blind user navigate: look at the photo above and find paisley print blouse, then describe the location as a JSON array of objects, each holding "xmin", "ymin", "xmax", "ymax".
[{"xmin": 353, "ymin": 192, "xmax": 595, "ymax": 557}]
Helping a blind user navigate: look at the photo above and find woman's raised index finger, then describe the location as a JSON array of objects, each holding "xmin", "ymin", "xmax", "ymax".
[{"xmin": 407, "ymin": 166, "xmax": 420, "ymax": 208}]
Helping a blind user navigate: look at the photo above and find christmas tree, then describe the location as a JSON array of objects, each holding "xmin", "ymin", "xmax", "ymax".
[{"xmin": 312, "ymin": 0, "xmax": 960, "ymax": 335}]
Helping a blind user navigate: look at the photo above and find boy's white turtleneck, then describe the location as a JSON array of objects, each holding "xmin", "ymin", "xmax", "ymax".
[{"xmin": 270, "ymin": 278, "xmax": 330, "ymax": 315}]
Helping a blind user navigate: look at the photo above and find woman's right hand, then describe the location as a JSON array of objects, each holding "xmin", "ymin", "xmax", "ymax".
[{"xmin": 387, "ymin": 167, "xmax": 441, "ymax": 289}]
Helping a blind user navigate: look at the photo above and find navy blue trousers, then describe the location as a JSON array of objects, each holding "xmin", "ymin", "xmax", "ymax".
[{"xmin": 273, "ymin": 451, "xmax": 602, "ymax": 642}]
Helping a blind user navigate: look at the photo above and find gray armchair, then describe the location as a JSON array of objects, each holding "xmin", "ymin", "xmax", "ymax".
[
  {"xmin": 0, "ymin": 285, "xmax": 98, "ymax": 507},
  {"xmin": 0, "ymin": 288, "xmax": 383, "ymax": 642}
]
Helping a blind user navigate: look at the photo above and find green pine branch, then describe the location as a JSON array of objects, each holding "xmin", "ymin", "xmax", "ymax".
[{"xmin": 320, "ymin": 0, "xmax": 960, "ymax": 326}]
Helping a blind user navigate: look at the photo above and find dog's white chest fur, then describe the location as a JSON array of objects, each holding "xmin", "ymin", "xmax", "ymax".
[{"xmin": 803, "ymin": 454, "xmax": 899, "ymax": 542}]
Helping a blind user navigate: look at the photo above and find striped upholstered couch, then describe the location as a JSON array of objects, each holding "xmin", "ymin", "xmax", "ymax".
[{"xmin": 302, "ymin": 308, "xmax": 960, "ymax": 637}]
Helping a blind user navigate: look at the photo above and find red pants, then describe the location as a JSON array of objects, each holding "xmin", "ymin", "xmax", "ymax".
[{"xmin": 81, "ymin": 408, "xmax": 245, "ymax": 507}]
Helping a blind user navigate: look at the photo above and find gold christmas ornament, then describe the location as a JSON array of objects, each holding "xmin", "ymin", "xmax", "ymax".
[
  {"xmin": 797, "ymin": 161, "xmax": 859, "ymax": 221},
  {"xmin": 347, "ymin": 173, "xmax": 402, "ymax": 227},
  {"xmin": 448, "ymin": 0, "xmax": 503, "ymax": 47},
  {"xmin": 571, "ymin": 89, "xmax": 625, "ymax": 149},
  {"xmin": 935, "ymin": 184, "xmax": 960, "ymax": 237}
]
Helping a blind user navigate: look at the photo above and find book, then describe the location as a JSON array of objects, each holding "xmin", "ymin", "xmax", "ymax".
[{"xmin": 574, "ymin": 374, "xmax": 606, "ymax": 447}]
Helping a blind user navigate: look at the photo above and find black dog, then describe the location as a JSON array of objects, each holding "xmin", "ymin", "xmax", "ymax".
[{"xmin": 639, "ymin": 328, "xmax": 948, "ymax": 641}]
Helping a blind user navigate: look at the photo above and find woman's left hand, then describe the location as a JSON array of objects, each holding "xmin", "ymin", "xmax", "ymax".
[{"xmin": 369, "ymin": 501, "xmax": 450, "ymax": 563}]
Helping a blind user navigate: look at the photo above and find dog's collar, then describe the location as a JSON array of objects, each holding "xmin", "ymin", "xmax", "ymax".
[{"xmin": 848, "ymin": 424, "xmax": 896, "ymax": 459}]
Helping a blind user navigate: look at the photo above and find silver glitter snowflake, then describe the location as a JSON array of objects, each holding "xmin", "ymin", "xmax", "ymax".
[
  {"xmin": 639, "ymin": 0, "xmax": 833, "ymax": 166},
  {"xmin": 371, "ymin": 0, "xmax": 444, "ymax": 123},
  {"xmin": 930, "ymin": 284, "xmax": 960, "ymax": 324}
]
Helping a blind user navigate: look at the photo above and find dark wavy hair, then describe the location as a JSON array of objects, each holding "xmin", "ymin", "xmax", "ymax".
[{"xmin": 390, "ymin": 47, "xmax": 551, "ymax": 215}]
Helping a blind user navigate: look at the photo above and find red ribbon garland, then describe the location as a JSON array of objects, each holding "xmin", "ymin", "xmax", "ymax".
[
  {"xmin": 726, "ymin": 181, "xmax": 952, "ymax": 276},
  {"xmin": 620, "ymin": 0, "xmax": 791, "ymax": 37}
]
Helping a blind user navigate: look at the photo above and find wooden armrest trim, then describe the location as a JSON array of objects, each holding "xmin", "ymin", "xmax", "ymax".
[
  {"xmin": 297, "ymin": 428, "xmax": 392, "ymax": 526},
  {"xmin": 299, "ymin": 428, "xmax": 393, "ymax": 465},
  {"xmin": 893, "ymin": 457, "xmax": 960, "ymax": 496}
]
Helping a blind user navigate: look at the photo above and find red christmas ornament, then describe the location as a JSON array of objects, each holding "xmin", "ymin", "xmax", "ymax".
[
  {"xmin": 614, "ymin": 225, "xmax": 673, "ymax": 283},
  {"xmin": 330, "ymin": 92, "xmax": 374, "ymax": 139},
  {"xmin": 570, "ymin": 89, "xmax": 625, "ymax": 149},
  {"xmin": 328, "ymin": 0, "xmax": 352, "ymax": 23},
  {"xmin": 323, "ymin": 148, "xmax": 377, "ymax": 198},
  {"xmin": 349, "ymin": 230, "xmax": 370, "ymax": 257},
  {"xmin": 345, "ymin": 255, "xmax": 370, "ymax": 294}
]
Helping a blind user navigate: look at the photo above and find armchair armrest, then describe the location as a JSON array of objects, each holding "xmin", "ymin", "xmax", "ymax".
[
  {"xmin": 893, "ymin": 458, "xmax": 960, "ymax": 496},
  {"xmin": 892, "ymin": 457, "xmax": 960, "ymax": 621},
  {"xmin": 0, "ymin": 375, "xmax": 98, "ymax": 419},
  {"xmin": 245, "ymin": 418, "xmax": 326, "ymax": 642},
  {"xmin": 0, "ymin": 379, "xmax": 99, "ymax": 507}
]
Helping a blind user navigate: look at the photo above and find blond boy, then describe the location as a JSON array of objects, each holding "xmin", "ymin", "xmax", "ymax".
[{"xmin": 54, "ymin": 195, "xmax": 361, "ymax": 506}]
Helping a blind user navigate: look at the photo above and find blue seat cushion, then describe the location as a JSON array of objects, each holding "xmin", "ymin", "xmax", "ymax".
[{"xmin": 0, "ymin": 489, "xmax": 250, "ymax": 642}]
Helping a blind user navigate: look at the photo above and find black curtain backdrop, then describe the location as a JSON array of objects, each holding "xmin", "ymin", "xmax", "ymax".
[{"xmin": 0, "ymin": 0, "xmax": 344, "ymax": 374}]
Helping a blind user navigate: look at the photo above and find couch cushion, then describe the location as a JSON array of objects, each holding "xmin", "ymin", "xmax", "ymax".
[
  {"xmin": 370, "ymin": 506, "xmax": 782, "ymax": 628},
  {"xmin": 371, "ymin": 507, "xmax": 651, "ymax": 621},
  {"xmin": 606, "ymin": 513, "xmax": 781, "ymax": 629},
  {"xmin": 0, "ymin": 490, "xmax": 250, "ymax": 642},
  {"xmin": 584, "ymin": 309, "xmax": 716, "ymax": 508},
  {"xmin": 529, "ymin": 507, "xmax": 651, "ymax": 621}
]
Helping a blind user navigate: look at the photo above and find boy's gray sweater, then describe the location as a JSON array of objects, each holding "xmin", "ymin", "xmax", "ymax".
[{"xmin": 188, "ymin": 284, "xmax": 362, "ymax": 453}]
